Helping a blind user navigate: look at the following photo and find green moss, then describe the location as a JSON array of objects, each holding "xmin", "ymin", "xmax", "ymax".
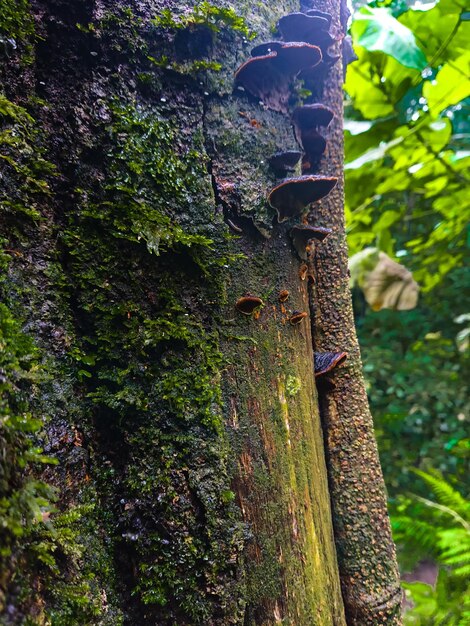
[
  {"xmin": 148, "ymin": 54, "xmax": 223, "ymax": 74},
  {"xmin": 39, "ymin": 94, "xmax": 247, "ymax": 622},
  {"xmin": 76, "ymin": 7, "xmax": 148, "ymax": 60},
  {"xmin": 152, "ymin": 3, "xmax": 255, "ymax": 39},
  {"xmin": 79, "ymin": 101, "xmax": 215, "ymax": 259},
  {"xmin": 0, "ymin": 0, "xmax": 34, "ymax": 43},
  {"xmin": 286, "ymin": 374, "xmax": 302, "ymax": 397},
  {"xmin": 0, "ymin": 94, "xmax": 55, "ymax": 221}
]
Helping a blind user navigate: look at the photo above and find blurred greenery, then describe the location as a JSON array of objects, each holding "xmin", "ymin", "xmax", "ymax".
[{"xmin": 345, "ymin": 0, "xmax": 469, "ymax": 622}]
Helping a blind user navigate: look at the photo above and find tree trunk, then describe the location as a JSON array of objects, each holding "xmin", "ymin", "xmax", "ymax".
[{"xmin": 0, "ymin": 1, "xmax": 400, "ymax": 625}]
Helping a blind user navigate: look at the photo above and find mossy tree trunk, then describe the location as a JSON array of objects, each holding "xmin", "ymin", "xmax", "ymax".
[{"xmin": 0, "ymin": 0, "xmax": 400, "ymax": 624}]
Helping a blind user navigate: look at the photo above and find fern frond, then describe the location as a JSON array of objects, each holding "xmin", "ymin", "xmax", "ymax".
[
  {"xmin": 412, "ymin": 469, "xmax": 470, "ymax": 520},
  {"xmin": 393, "ymin": 515, "xmax": 440, "ymax": 555}
]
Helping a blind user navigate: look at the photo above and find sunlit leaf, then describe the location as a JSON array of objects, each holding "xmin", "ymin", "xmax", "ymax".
[
  {"xmin": 423, "ymin": 53, "xmax": 470, "ymax": 116},
  {"xmin": 352, "ymin": 7, "xmax": 428, "ymax": 70}
]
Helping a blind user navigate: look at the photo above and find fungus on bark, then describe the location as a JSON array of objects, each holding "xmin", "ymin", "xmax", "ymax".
[
  {"xmin": 277, "ymin": 13, "xmax": 330, "ymax": 43},
  {"xmin": 314, "ymin": 351, "xmax": 347, "ymax": 377},
  {"xmin": 267, "ymin": 175, "xmax": 337, "ymax": 222},
  {"xmin": 275, "ymin": 11, "xmax": 339, "ymax": 88},
  {"xmin": 278, "ymin": 289, "xmax": 289, "ymax": 302},
  {"xmin": 305, "ymin": 9, "xmax": 332, "ymax": 26},
  {"xmin": 299, "ymin": 263, "xmax": 308, "ymax": 281},
  {"xmin": 235, "ymin": 296, "xmax": 264, "ymax": 315},
  {"xmin": 268, "ymin": 150, "xmax": 302, "ymax": 173},
  {"xmin": 277, "ymin": 11, "xmax": 337, "ymax": 63},
  {"xmin": 292, "ymin": 103, "xmax": 334, "ymax": 129},
  {"xmin": 235, "ymin": 43, "xmax": 321, "ymax": 113},
  {"xmin": 289, "ymin": 311, "xmax": 308, "ymax": 325},
  {"xmin": 292, "ymin": 104, "xmax": 334, "ymax": 169},
  {"xmin": 251, "ymin": 41, "xmax": 284, "ymax": 57},
  {"xmin": 290, "ymin": 224, "xmax": 332, "ymax": 260}
]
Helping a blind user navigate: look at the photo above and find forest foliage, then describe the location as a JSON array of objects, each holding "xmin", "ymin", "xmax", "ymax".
[{"xmin": 345, "ymin": 0, "xmax": 469, "ymax": 622}]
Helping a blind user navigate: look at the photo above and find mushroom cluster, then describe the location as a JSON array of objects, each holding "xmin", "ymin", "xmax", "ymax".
[{"xmin": 233, "ymin": 7, "xmax": 347, "ymax": 374}]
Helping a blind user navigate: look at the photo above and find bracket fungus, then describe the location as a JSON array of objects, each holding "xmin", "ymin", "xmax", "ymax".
[
  {"xmin": 267, "ymin": 175, "xmax": 337, "ymax": 222},
  {"xmin": 292, "ymin": 104, "xmax": 334, "ymax": 129},
  {"xmin": 290, "ymin": 224, "xmax": 332, "ymax": 260},
  {"xmin": 235, "ymin": 42, "xmax": 321, "ymax": 113},
  {"xmin": 275, "ymin": 10, "xmax": 339, "ymax": 86},
  {"xmin": 292, "ymin": 104, "xmax": 334, "ymax": 168},
  {"xmin": 277, "ymin": 12, "xmax": 337, "ymax": 57},
  {"xmin": 305, "ymin": 9, "xmax": 333, "ymax": 26},
  {"xmin": 251, "ymin": 41, "xmax": 285, "ymax": 57},
  {"xmin": 314, "ymin": 351, "xmax": 347, "ymax": 377},
  {"xmin": 289, "ymin": 311, "xmax": 308, "ymax": 325},
  {"xmin": 278, "ymin": 289, "xmax": 289, "ymax": 302},
  {"xmin": 268, "ymin": 150, "xmax": 302, "ymax": 173},
  {"xmin": 277, "ymin": 13, "xmax": 330, "ymax": 43},
  {"xmin": 235, "ymin": 296, "xmax": 264, "ymax": 315}
]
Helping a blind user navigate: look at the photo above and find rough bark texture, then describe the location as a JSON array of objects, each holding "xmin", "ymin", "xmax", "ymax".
[
  {"xmin": 0, "ymin": 0, "xmax": 400, "ymax": 624},
  {"xmin": 307, "ymin": 1, "xmax": 403, "ymax": 623}
]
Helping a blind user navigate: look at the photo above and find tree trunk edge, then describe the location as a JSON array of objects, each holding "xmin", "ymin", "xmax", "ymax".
[{"xmin": 310, "ymin": 0, "xmax": 403, "ymax": 623}]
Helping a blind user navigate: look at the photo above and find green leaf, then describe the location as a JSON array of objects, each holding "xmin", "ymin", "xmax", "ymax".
[
  {"xmin": 423, "ymin": 52, "xmax": 470, "ymax": 116},
  {"xmin": 352, "ymin": 7, "xmax": 428, "ymax": 70}
]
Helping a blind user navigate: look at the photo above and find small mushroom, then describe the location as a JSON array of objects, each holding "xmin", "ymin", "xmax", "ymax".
[
  {"xmin": 267, "ymin": 175, "xmax": 337, "ymax": 222},
  {"xmin": 236, "ymin": 296, "xmax": 264, "ymax": 315},
  {"xmin": 268, "ymin": 150, "xmax": 302, "ymax": 173},
  {"xmin": 277, "ymin": 13, "xmax": 330, "ymax": 44},
  {"xmin": 299, "ymin": 263, "xmax": 308, "ymax": 281},
  {"xmin": 314, "ymin": 352, "xmax": 347, "ymax": 377},
  {"xmin": 279, "ymin": 290, "xmax": 289, "ymax": 302},
  {"xmin": 292, "ymin": 104, "xmax": 334, "ymax": 167},
  {"xmin": 290, "ymin": 224, "xmax": 332, "ymax": 260},
  {"xmin": 235, "ymin": 43, "xmax": 321, "ymax": 113},
  {"xmin": 292, "ymin": 104, "xmax": 334, "ymax": 129},
  {"xmin": 289, "ymin": 311, "xmax": 308, "ymax": 325}
]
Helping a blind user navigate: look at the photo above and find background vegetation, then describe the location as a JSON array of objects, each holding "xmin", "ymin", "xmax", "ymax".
[{"xmin": 345, "ymin": 0, "xmax": 469, "ymax": 622}]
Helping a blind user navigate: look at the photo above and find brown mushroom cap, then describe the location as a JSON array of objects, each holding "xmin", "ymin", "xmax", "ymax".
[
  {"xmin": 314, "ymin": 351, "xmax": 347, "ymax": 377},
  {"xmin": 267, "ymin": 175, "xmax": 337, "ymax": 222},
  {"xmin": 268, "ymin": 150, "xmax": 302, "ymax": 172},
  {"xmin": 251, "ymin": 41, "xmax": 284, "ymax": 57},
  {"xmin": 292, "ymin": 104, "xmax": 334, "ymax": 129},
  {"xmin": 235, "ymin": 51, "xmax": 279, "ymax": 97},
  {"xmin": 277, "ymin": 13, "xmax": 330, "ymax": 44},
  {"xmin": 235, "ymin": 43, "xmax": 322, "ymax": 113},
  {"xmin": 273, "ymin": 41, "xmax": 322, "ymax": 72},
  {"xmin": 235, "ymin": 296, "xmax": 264, "ymax": 315},
  {"xmin": 289, "ymin": 311, "xmax": 308, "ymax": 325},
  {"xmin": 292, "ymin": 105, "xmax": 334, "ymax": 168},
  {"xmin": 300, "ymin": 129, "xmax": 327, "ymax": 163},
  {"xmin": 290, "ymin": 224, "xmax": 332, "ymax": 259},
  {"xmin": 279, "ymin": 289, "xmax": 289, "ymax": 302},
  {"xmin": 305, "ymin": 9, "xmax": 333, "ymax": 27}
]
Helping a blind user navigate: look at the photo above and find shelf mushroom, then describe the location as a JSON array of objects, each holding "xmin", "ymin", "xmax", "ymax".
[
  {"xmin": 277, "ymin": 12, "xmax": 330, "ymax": 43},
  {"xmin": 268, "ymin": 150, "xmax": 302, "ymax": 174},
  {"xmin": 290, "ymin": 224, "xmax": 332, "ymax": 259},
  {"xmin": 289, "ymin": 311, "xmax": 308, "ymax": 325},
  {"xmin": 267, "ymin": 175, "xmax": 337, "ymax": 222},
  {"xmin": 235, "ymin": 296, "xmax": 264, "ymax": 315},
  {"xmin": 314, "ymin": 351, "xmax": 347, "ymax": 377},
  {"xmin": 292, "ymin": 104, "xmax": 334, "ymax": 169},
  {"xmin": 235, "ymin": 42, "xmax": 322, "ymax": 113}
]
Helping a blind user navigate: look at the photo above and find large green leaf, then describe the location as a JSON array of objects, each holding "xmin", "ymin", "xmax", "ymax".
[
  {"xmin": 423, "ymin": 53, "xmax": 470, "ymax": 116},
  {"xmin": 352, "ymin": 7, "xmax": 428, "ymax": 70}
]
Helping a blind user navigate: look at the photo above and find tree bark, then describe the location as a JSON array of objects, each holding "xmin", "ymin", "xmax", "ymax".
[
  {"xmin": 308, "ymin": 1, "xmax": 403, "ymax": 623},
  {"xmin": 0, "ymin": 0, "xmax": 400, "ymax": 624}
]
